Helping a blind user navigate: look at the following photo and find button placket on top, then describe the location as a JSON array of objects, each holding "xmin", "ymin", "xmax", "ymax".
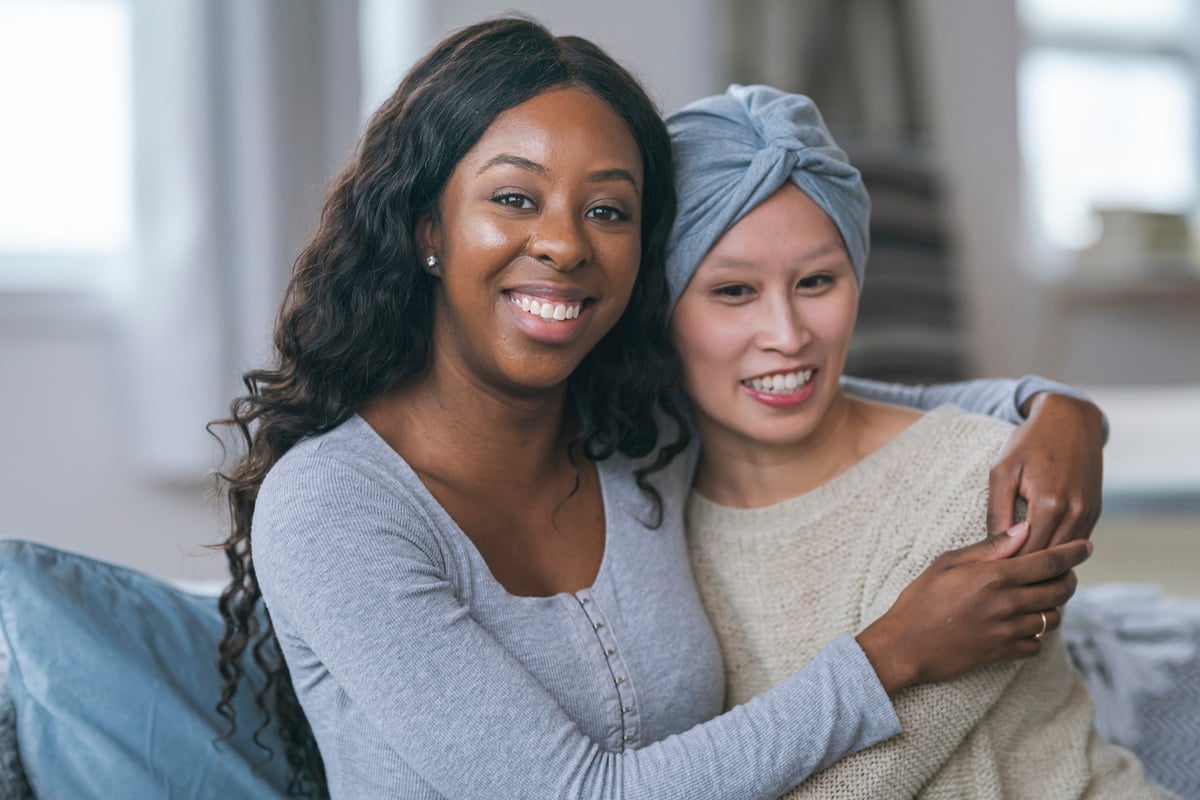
[{"xmin": 574, "ymin": 589, "xmax": 641, "ymax": 750}]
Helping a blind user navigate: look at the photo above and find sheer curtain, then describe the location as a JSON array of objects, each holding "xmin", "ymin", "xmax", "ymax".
[{"xmin": 122, "ymin": 0, "xmax": 361, "ymax": 480}]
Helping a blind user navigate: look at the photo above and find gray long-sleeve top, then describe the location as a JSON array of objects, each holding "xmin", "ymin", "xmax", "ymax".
[{"xmin": 252, "ymin": 376, "xmax": 1088, "ymax": 799}]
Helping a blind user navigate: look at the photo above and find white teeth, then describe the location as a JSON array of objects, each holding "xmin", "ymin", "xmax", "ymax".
[
  {"xmin": 509, "ymin": 293, "xmax": 583, "ymax": 322},
  {"xmin": 746, "ymin": 369, "xmax": 813, "ymax": 395}
]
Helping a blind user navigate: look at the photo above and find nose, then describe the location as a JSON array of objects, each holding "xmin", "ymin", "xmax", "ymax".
[
  {"xmin": 755, "ymin": 293, "xmax": 810, "ymax": 355},
  {"xmin": 528, "ymin": 206, "xmax": 591, "ymax": 271}
]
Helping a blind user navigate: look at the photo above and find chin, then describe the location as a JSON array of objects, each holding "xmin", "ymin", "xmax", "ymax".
[
  {"xmin": 747, "ymin": 424, "xmax": 817, "ymax": 450},
  {"xmin": 499, "ymin": 364, "xmax": 579, "ymax": 396}
]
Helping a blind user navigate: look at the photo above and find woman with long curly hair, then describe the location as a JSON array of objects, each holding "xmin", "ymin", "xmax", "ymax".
[{"xmin": 213, "ymin": 17, "xmax": 1100, "ymax": 799}]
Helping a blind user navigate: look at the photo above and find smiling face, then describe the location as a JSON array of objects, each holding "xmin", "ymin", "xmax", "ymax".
[
  {"xmin": 421, "ymin": 87, "xmax": 643, "ymax": 397},
  {"xmin": 670, "ymin": 183, "xmax": 859, "ymax": 453}
]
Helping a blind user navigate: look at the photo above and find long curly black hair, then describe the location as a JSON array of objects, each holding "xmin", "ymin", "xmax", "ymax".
[{"xmin": 211, "ymin": 16, "xmax": 690, "ymax": 798}]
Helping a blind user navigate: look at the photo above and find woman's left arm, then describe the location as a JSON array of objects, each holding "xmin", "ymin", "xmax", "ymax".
[{"xmin": 841, "ymin": 375, "xmax": 1106, "ymax": 554}]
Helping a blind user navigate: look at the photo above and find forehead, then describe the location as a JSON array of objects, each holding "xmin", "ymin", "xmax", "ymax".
[
  {"xmin": 705, "ymin": 184, "xmax": 842, "ymax": 264},
  {"xmin": 455, "ymin": 87, "xmax": 643, "ymax": 182}
]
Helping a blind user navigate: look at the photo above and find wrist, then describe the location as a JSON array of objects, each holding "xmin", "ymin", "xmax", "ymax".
[
  {"xmin": 856, "ymin": 620, "xmax": 918, "ymax": 697},
  {"xmin": 1022, "ymin": 392, "xmax": 1106, "ymax": 440},
  {"xmin": 1020, "ymin": 389, "xmax": 1052, "ymax": 418}
]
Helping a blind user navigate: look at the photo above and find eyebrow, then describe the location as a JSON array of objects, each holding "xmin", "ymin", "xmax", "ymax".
[
  {"xmin": 477, "ymin": 154, "xmax": 548, "ymax": 178},
  {"xmin": 476, "ymin": 155, "xmax": 640, "ymax": 194},
  {"xmin": 796, "ymin": 239, "xmax": 844, "ymax": 262},
  {"xmin": 710, "ymin": 239, "xmax": 847, "ymax": 270},
  {"xmin": 587, "ymin": 168, "xmax": 640, "ymax": 195}
]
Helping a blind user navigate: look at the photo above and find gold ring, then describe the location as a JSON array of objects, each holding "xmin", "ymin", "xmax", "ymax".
[{"xmin": 1034, "ymin": 610, "xmax": 1048, "ymax": 641}]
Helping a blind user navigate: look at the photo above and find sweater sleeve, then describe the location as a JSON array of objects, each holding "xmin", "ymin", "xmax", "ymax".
[
  {"xmin": 840, "ymin": 375, "xmax": 1107, "ymax": 438},
  {"xmin": 254, "ymin": 454, "xmax": 901, "ymax": 800}
]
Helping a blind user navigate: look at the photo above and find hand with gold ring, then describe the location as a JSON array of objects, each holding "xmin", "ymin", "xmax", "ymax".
[
  {"xmin": 1025, "ymin": 607, "xmax": 1060, "ymax": 647},
  {"xmin": 858, "ymin": 522, "xmax": 1086, "ymax": 694}
]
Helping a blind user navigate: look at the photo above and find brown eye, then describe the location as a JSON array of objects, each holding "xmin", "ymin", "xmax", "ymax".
[
  {"xmin": 797, "ymin": 274, "xmax": 834, "ymax": 291},
  {"xmin": 492, "ymin": 193, "xmax": 535, "ymax": 209},
  {"xmin": 587, "ymin": 205, "xmax": 631, "ymax": 222},
  {"xmin": 714, "ymin": 284, "xmax": 753, "ymax": 298}
]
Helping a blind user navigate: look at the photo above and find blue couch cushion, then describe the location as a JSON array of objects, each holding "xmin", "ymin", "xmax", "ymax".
[
  {"xmin": 0, "ymin": 540, "xmax": 289, "ymax": 798},
  {"xmin": 0, "ymin": 629, "xmax": 33, "ymax": 799}
]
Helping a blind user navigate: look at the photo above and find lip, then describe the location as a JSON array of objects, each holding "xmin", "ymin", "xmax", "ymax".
[
  {"xmin": 503, "ymin": 289, "xmax": 595, "ymax": 346},
  {"xmin": 743, "ymin": 364, "xmax": 817, "ymax": 382},
  {"xmin": 503, "ymin": 284, "xmax": 592, "ymax": 303},
  {"xmin": 741, "ymin": 367, "xmax": 818, "ymax": 409}
]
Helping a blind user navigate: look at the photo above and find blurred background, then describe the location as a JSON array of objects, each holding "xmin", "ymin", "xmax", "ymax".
[{"xmin": 0, "ymin": 0, "xmax": 1196, "ymax": 592}]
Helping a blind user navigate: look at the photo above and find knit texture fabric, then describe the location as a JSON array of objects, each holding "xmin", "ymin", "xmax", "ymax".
[{"xmin": 687, "ymin": 406, "xmax": 1173, "ymax": 799}]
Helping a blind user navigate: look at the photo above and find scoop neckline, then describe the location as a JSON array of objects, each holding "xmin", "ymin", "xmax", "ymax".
[{"xmin": 349, "ymin": 414, "xmax": 616, "ymax": 604}]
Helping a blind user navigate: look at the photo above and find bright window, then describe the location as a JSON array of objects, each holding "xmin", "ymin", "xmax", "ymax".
[
  {"xmin": 1018, "ymin": 0, "xmax": 1198, "ymax": 257},
  {"xmin": 0, "ymin": 0, "xmax": 133, "ymax": 290}
]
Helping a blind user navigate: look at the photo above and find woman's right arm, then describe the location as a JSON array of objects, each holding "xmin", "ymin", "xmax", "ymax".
[{"xmin": 254, "ymin": 454, "xmax": 900, "ymax": 800}]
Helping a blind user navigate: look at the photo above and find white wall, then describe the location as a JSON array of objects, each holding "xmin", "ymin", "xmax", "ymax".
[
  {"xmin": 364, "ymin": 0, "xmax": 720, "ymax": 118},
  {"xmin": 0, "ymin": 295, "xmax": 225, "ymax": 583},
  {"xmin": 0, "ymin": 0, "xmax": 363, "ymax": 584},
  {"xmin": 434, "ymin": 0, "xmax": 720, "ymax": 115}
]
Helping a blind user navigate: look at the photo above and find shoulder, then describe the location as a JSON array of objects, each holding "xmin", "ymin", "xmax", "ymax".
[
  {"xmin": 261, "ymin": 418, "xmax": 368, "ymax": 487},
  {"xmin": 910, "ymin": 405, "xmax": 1015, "ymax": 465},
  {"xmin": 254, "ymin": 417, "xmax": 447, "ymax": 580},
  {"xmin": 260, "ymin": 419, "xmax": 414, "ymax": 522},
  {"xmin": 898, "ymin": 407, "xmax": 1011, "ymax": 547}
]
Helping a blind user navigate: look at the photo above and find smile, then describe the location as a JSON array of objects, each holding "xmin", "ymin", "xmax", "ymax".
[
  {"xmin": 508, "ymin": 291, "xmax": 584, "ymax": 321},
  {"xmin": 743, "ymin": 368, "xmax": 814, "ymax": 395}
]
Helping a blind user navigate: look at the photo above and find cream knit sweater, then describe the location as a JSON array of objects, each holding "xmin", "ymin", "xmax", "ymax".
[{"xmin": 687, "ymin": 406, "xmax": 1174, "ymax": 800}]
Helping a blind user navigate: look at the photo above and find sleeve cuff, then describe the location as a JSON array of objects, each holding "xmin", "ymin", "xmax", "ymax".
[
  {"xmin": 825, "ymin": 634, "xmax": 902, "ymax": 745},
  {"xmin": 1012, "ymin": 375, "xmax": 1111, "ymax": 444}
]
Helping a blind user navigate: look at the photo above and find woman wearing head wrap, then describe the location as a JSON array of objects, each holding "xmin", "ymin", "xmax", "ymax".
[{"xmin": 669, "ymin": 84, "xmax": 1172, "ymax": 798}]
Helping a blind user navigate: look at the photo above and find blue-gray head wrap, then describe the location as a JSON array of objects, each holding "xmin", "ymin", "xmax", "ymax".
[{"xmin": 665, "ymin": 84, "xmax": 870, "ymax": 306}]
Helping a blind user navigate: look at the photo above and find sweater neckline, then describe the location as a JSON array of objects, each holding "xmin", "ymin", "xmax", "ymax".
[
  {"xmin": 687, "ymin": 405, "xmax": 959, "ymax": 531},
  {"xmin": 346, "ymin": 414, "xmax": 620, "ymax": 605}
]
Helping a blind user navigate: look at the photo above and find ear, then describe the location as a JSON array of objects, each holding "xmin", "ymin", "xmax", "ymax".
[{"xmin": 416, "ymin": 214, "xmax": 440, "ymax": 275}]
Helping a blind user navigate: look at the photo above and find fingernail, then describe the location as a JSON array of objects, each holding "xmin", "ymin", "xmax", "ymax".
[
  {"xmin": 1085, "ymin": 540, "xmax": 1093, "ymax": 556},
  {"xmin": 1006, "ymin": 521, "xmax": 1029, "ymax": 537}
]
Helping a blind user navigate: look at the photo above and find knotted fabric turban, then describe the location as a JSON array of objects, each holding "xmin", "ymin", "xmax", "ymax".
[{"xmin": 664, "ymin": 84, "xmax": 870, "ymax": 306}]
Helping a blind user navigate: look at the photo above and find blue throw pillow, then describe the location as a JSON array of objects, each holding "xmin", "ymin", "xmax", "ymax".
[{"xmin": 0, "ymin": 540, "xmax": 290, "ymax": 798}]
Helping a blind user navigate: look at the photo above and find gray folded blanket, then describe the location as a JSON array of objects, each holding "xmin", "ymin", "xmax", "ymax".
[{"xmin": 1063, "ymin": 584, "xmax": 1200, "ymax": 799}]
